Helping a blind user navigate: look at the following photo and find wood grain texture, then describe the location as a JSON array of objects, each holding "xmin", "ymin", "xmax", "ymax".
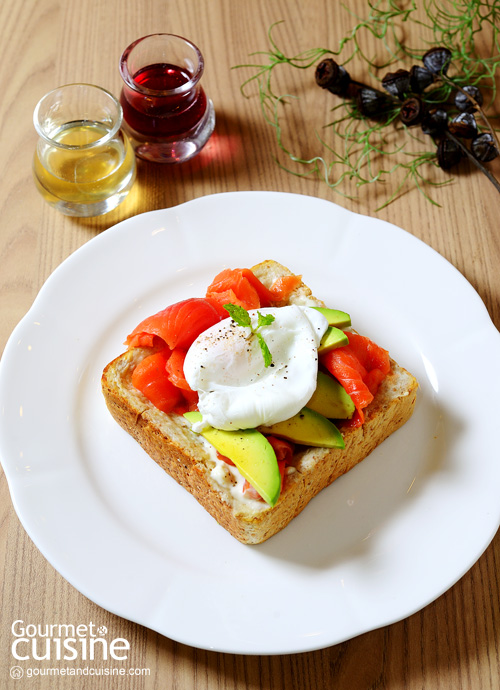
[{"xmin": 1, "ymin": 1, "xmax": 499, "ymax": 688}]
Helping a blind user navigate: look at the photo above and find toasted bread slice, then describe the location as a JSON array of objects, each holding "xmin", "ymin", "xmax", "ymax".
[{"xmin": 101, "ymin": 261, "xmax": 418, "ymax": 544}]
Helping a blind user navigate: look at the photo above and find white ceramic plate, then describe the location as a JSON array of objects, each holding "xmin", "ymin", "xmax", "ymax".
[{"xmin": 1, "ymin": 192, "xmax": 499, "ymax": 655}]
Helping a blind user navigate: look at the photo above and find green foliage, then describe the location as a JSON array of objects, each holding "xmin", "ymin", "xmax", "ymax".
[{"xmin": 234, "ymin": 1, "xmax": 500, "ymax": 208}]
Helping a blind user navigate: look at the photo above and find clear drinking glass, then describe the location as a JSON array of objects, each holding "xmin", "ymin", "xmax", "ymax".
[
  {"xmin": 119, "ymin": 33, "xmax": 215, "ymax": 163},
  {"xmin": 33, "ymin": 84, "xmax": 136, "ymax": 217}
]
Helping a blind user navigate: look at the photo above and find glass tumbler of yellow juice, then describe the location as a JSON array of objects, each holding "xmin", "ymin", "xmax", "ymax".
[{"xmin": 33, "ymin": 84, "xmax": 136, "ymax": 217}]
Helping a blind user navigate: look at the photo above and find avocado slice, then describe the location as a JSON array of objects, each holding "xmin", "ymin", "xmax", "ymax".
[
  {"xmin": 307, "ymin": 371, "xmax": 355, "ymax": 419},
  {"xmin": 318, "ymin": 326, "xmax": 349, "ymax": 354},
  {"xmin": 259, "ymin": 407, "xmax": 345, "ymax": 449},
  {"xmin": 312, "ymin": 306, "xmax": 351, "ymax": 328},
  {"xmin": 184, "ymin": 411, "xmax": 281, "ymax": 506}
]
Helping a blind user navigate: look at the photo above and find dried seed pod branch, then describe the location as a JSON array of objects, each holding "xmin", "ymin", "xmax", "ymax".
[
  {"xmin": 444, "ymin": 77, "xmax": 500, "ymax": 152},
  {"xmin": 444, "ymin": 131, "xmax": 500, "ymax": 193},
  {"xmin": 234, "ymin": 1, "xmax": 500, "ymax": 207}
]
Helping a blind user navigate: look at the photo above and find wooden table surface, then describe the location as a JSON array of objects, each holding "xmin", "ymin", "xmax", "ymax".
[{"xmin": 1, "ymin": 1, "xmax": 499, "ymax": 688}]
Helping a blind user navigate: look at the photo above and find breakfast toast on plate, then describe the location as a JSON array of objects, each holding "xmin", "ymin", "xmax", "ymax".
[{"xmin": 102, "ymin": 260, "xmax": 418, "ymax": 544}]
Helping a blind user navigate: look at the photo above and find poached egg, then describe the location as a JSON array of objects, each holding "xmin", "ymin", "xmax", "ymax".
[{"xmin": 183, "ymin": 305, "xmax": 328, "ymax": 431}]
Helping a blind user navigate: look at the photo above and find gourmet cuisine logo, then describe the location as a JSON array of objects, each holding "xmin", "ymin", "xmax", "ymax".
[{"xmin": 11, "ymin": 620, "xmax": 129, "ymax": 661}]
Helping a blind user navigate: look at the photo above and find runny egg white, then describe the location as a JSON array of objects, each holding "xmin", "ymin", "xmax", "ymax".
[{"xmin": 183, "ymin": 305, "xmax": 329, "ymax": 431}]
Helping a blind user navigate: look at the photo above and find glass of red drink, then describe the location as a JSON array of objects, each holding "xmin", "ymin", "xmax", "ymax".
[{"xmin": 119, "ymin": 33, "xmax": 215, "ymax": 163}]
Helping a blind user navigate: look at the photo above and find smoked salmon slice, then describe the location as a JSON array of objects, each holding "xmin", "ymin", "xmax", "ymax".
[
  {"xmin": 344, "ymin": 331, "xmax": 391, "ymax": 377},
  {"xmin": 126, "ymin": 297, "xmax": 224, "ymax": 351},
  {"xmin": 268, "ymin": 274, "xmax": 302, "ymax": 302},
  {"xmin": 321, "ymin": 349, "xmax": 373, "ymax": 427},
  {"xmin": 131, "ymin": 350, "xmax": 183, "ymax": 414},
  {"xmin": 206, "ymin": 268, "xmax": 302, "ymax": 312},
  {"xmin": 206, "ymin": 269, "xmax": 264, "ymax": 310},
  {"xmin": 267, "ymin": 436, "xmax": 295, "ymax": 464},
  {"xmin": 321, "ymin": 332, "xmax": 391, "ymax": 427},
  {"xmin": 132, "ymin": 349, "xmax": 198, "ymax": 414},
  {"xmin": 206, "ymin": 287, "xmax": 259, "ymax": 312},
  {"xmin": 165, "ymin": 348, "xmax": 192, "ymax": 392}
]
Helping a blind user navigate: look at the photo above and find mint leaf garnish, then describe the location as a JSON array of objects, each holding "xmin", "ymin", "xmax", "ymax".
[
  {"xmin": 257, "ymin": 311, "xmax": 275, "ymax": 328},
  {"xmin": 223, "ymin": 302, "xmax": 251, "ymax": 327},
  {"xmin": 256, "ymin": 333, "xmax": 273, "ymax": 367},
  {"xmin": 223, "ymin": 303, "xmax": 275, "ymax": 367}
]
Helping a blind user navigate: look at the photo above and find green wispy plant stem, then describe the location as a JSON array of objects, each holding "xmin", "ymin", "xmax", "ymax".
[{"xmin": 233, "ymin": 0, "xmax": 500, "ymax": 208}]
